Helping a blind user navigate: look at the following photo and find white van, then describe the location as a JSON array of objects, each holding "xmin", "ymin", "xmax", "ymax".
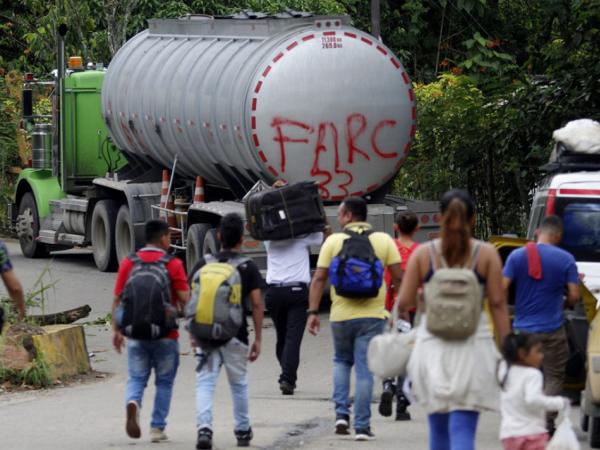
[{"xmin": 527, "ymin": 171, "xmax": 600, "ymax": 296}]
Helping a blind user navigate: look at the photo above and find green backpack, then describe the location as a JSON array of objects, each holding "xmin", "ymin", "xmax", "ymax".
[{"xmin": 424, "ymin": 240, "xmax": 482, "ymax": 340}]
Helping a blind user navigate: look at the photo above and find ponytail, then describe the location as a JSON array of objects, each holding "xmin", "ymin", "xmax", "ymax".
[{"xmin": 440, "ymin": 198, "xmax": 471, "ymax": 267}]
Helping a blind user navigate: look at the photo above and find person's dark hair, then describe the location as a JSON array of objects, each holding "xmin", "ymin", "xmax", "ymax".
[
  {"xmin": 145, "ymin": 219, "xmax": 170, "ymax": 244},
  {"xmin": 439, "ymin": 189, "xmax": 475, "ymax": 267},
  {"xmin": 395, "ymin": 210, "xmax": 419, "ymax": 235},
  {"xmin": 342, "ymin": 197, "xmax": 367, "ymax": 222},
  {"xmin": 219, "ymin": 213, "xmax": 244, "ymax": 250},
  {"xmin": 539, "ymin": 215, "xmax": 563, "ymax": 235},
  {"xmin": 498, "ymin": 330, "xmax": 542, "ymax": 389}
]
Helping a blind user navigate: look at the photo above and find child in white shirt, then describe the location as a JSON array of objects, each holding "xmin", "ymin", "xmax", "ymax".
[{"xmin": 498, "ymin": 331, "xmax": 568, "ymax": 450}]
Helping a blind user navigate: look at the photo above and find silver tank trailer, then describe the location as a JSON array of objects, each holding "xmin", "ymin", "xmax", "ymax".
[{"xmin": 102, "ymin": 15, "xmax": 416, "ymax": 200}]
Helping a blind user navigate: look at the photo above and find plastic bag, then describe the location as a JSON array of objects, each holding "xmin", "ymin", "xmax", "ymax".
[{"xmin": 547, "ymin": 410, "xmax": 580, "ymax": 450}]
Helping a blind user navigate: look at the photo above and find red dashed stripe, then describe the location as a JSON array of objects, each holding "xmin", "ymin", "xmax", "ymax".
[
  {"xmin": 408, "ymin": 89, "xmax": 414, "ymax": 101},
  {"xmin": 361, "ymin": 37, "xmax": 373, "ymax": 45},
  {"xmin": 331, "ymin": 195, "xmax": 345, "ymax": 201},
  {"xmin": 302, "ymin": 34, "xmax": 315, "ymax": 41},
  {"xmin": 262, "ymin": 66, "xmax": 272, "ymax": 77},
  {"xmin": 367, "ymin": 183, "xmax": 380, "ymax": 193},
  {"xmin": 395, "ymin": 160, "xmax": 403, "ymax": 170},
  {"xmin": 251, "ymin": 98, "xmax": 257, "ymax": 111},
  {"xmin": 351, "ymin": 191, "xmax": 364, "ymax": 197},
  {"xmin": 410, "ymin": 125, "xmax": 416, "ymax": 137},
  {"xmin": 344, "ymin": 32, "xmax": 357, "ymax": 38},
  {"xmin": 251, "ymin": 116, "xmax": 257, "ymax": 130},
  {"xmin": 286, "ymin": 41, "xmax": 299, "ymax": 51},
  {"xmin": 252, "ymin": 134, "xmax": 260, "ymax": 147},
  {"xmin": 412, "ymin": 107, "xmax": 417, "ymax": 120},
  {"xmin": 254, "ymin": 81, "xmax": 263, "ymax": 94},
  {"xmin": 323, "ymin": 31, "xmax": 336, "ymax": 36},
  {"xmin": 404, "ymin": 142, "xmax": 412, "ymax": 155},
  {"xmin": 258, "ymin": 151, "xmax": 267, "ymax": 162},
  {"xmin": 391, "ymin": 58, "xmax": 400, "ymax": 69},
  {"xmin": 273, "ymin": 52, "xmax": 284, "ymax": 63},
  {"xmin": 376, "ymin": 45, "xmax": 388, "ymax": 55},
  {"xmin": 268, "ymin": 166, "xmax": 279, "ymax": 177},
  {"xmin": 402, "ymin": 72, "xmax": 410, "ymax": 84}
]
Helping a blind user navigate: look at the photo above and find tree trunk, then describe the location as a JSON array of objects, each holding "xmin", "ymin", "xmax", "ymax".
[{"xmin": 29, "ymin": 305, "xmax": 91, "ymax": 326}]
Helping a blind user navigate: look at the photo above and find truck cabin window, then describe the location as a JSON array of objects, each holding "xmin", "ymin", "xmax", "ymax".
[{"xmin": 558, "ymin": 200, "xmax": 600, "ymax": 263}]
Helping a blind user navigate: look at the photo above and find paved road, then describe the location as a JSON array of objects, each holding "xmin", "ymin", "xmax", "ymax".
[{"xmin": 0, "ymin": 240, "xmax": 593, "ymax": 449}]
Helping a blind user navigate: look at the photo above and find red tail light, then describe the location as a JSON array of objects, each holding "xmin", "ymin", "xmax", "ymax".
[{"xmin": 545, "ymin": 189, "xmax": 556, "ymax": 216}]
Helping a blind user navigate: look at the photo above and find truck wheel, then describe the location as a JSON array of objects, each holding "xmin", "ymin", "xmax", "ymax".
[
  {"xmin": 91, "ymin": 200, "xmax": 118, "ymax": 272},
  {"xmin": 115, "ymin": 204, "xmax": 135, "ymax": 264},
  {"xmin": 590, "ymin": 416, "xmax": 600, "ymax": 448},
  {"xmin": 17, "ymin": 192, "xmax": 49, "ymax": 258},
  {"xmin": 186, "ymin": 223, "xmax": 218, "ymax": 271}
]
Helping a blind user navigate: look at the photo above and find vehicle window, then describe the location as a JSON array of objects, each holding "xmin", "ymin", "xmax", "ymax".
[
  {"xmin": 527, "ymin": 195, "xmax": 546, "ymax": 239},
  {"xmin": 556, "ymin": 199, "xmax": 600, "ymax": 262}
]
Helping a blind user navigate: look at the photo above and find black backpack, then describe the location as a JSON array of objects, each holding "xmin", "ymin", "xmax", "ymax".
[
  {"xmin": 329, "ymin": 230, "xmax": 384, "ymax": 299},
  {"xmin": 120, "ymin": 254, "xmax": 178, "ymax": 340}
]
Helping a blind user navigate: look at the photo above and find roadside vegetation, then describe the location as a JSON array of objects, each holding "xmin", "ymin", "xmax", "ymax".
[{"xmin": 1, "ymin": 0, "xmax": 599, "ymax": 236}]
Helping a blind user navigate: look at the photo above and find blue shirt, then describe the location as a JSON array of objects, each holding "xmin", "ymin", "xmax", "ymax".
[{"xmin": 503, "ymin": 244, "xmax": 579, "ymax": 333}]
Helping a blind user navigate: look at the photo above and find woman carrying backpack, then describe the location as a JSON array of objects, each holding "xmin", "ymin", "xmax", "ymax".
[{"xmin": 397, "ymin": 189, "xmax": 510, "ymax": 450}]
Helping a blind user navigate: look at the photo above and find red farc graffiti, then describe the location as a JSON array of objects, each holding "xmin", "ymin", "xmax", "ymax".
[{"xmin": 270, "ymin": 113, "xmax": 400, "ymax": 198}]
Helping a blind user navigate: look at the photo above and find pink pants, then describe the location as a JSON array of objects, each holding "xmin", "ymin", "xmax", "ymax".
[{"xmin": 501, "ymin": 433, "xmax": 549, "ymax": 450}]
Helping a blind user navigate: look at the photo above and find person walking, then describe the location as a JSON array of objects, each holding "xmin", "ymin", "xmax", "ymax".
[
  {"xmin": 112, "ymin": 220, "xmax": 190, "ymax": 442},
  {"xmin": 188, "ymin": 213, "xmax": 264, "ymax": 450},
  {"xmin": 379, "ymin": 210, "xmax": 419, "ymax": 421},
  {"xmin": 0, "ymin": 240, "xmax": 25, "ymax": 327},
  {"xmin": 307, "ymin": 197, "xmax": 403, "ymax": 441},
  {"xmin": 397, "ymin": 189, "xmax": 510, "ymax": 450},
  {"xmin": 503, "ymin": 215, "xmax": 580, "ymax": 434},
  {"xmin": 498, "ymin": 331, "xmax": 568, "ymax": 450}
]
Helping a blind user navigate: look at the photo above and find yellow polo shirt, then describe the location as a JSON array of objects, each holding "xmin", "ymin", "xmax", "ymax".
[{"xmin": 317, "ymin": 222, "xmax": 401, "ymax": 322}]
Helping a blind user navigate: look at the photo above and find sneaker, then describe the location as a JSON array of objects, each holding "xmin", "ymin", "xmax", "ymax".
[
  {"xmin": 126, "ymin": 400, "xmax": 141, "ymax": 439},
  {"xmin": 355, "ymin": 427, "xmax": 375, "ymax": 441},
  {"xmin": 395, "ymin": 411, "xmax": 411, "ymax": 421},
  {"xmin": 196, "ymin": 427, "xmax": 213, "ymax": 450},
  {"xmin": 395, "ymin": 396, "xmax": 411, "ymax": 421},
  {"xmin": 378, "ymin": 381, "xmax": 395, "ymax": 417},
  {"xmin": 280, "ymin": 381, "xmax": 295, "ymax": 395},
  {"xmin": 335, "ymin": 414, "xmax": 350, "ymax": 435},
  {"xmin": 235, "ymin": 427, "xmax": 253, "ymax": 447},
  {"xmin": 150, "ymin": 427, "xmax": 168, "ymax": 442}
]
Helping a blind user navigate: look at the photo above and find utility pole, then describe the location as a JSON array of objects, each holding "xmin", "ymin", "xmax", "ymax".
[{"xmin": 371, "ymin": 0, "xmax": 381, "ymax": 40}]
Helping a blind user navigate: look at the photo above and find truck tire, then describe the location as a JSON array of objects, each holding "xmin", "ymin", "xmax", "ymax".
[
  {"xmin": 17, "ymin": 192, "xmax": 49, "ymax": 258},
  {"xmin": 590, "ymin": 416, "xmax": 600, "ymax": 448},
  {"xmin": 115, "ymin": 204, "xmax": 135, "ymax": 264},
  {"xmin": 186, "ymin": 223, "xmax": 218, "ymax": 271},
  {"xmin": 91, "ymin": 200, "xmax": 119, "ymax": 272}
]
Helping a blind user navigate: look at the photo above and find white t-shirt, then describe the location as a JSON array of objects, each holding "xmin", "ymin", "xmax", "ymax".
[
  {"xmin": 499, "ymin": 363, "xmax": 565, "ymax": 439},
  {"xmin": 264, "ymin": 232, "xmax": 323, "ymax": 284}
]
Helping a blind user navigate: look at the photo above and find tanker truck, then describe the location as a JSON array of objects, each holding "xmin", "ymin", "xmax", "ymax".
[{"xmin": 10, "ymin": 13, "xmax": 435, "ymax": 272}]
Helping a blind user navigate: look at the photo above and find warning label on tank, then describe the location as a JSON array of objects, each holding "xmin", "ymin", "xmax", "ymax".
[{"xmin": 322, "ymin": 36, "xmax": 343, "ymax": 49}]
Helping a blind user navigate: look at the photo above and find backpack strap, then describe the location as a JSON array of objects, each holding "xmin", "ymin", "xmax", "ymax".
[
  {"xmin": 430, "ymin": 239, "xmax": 481, "ymax": 270},
  {"xmin": 469, "ymin": 241, "xmax": 482, "ymax": 271},
  {"xmin": 129, "ymin": 253, "xmax": 141, "ymax": 265},
  {"xmin": 157, "ymin": 253, "xmax": 174, "ymax": 265},
  {"xmin": 429, "ymin": 240, "xmax": 444, "ymax": 271}
]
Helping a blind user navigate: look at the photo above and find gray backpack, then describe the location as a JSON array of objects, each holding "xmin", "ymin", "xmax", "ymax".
[
  {"xmin": 186, "ymin": 254, "xmax": 249, "ymax": 347},
  {"xmin": 424, "ymin": 240, "xmax": 482, "ymax": 340}
]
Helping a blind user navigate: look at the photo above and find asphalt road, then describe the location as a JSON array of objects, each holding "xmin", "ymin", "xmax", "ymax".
[{"xmin": 0, "ymin": 240, "xmax": 593, "ymax": 449}]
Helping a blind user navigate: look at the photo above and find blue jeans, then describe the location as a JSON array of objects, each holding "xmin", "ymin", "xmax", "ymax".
[
  {"xmin": 125, "ymin": 338, "xmax": 179, "ymax": 430},
  {"xmin": 331, "ymin": 318, "xmax": 385, "ymax": 430},
  {"xmin": 195, "ymin": 338, "xmax": 250, "ymax": 432},
  {"xmin": 428, "ymin": 410, "xmax": 480, "ymax": 450}
]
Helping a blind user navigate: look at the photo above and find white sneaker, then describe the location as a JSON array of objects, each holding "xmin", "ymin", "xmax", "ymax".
[{"xmin": 150, "ymin": 427, "xmax": 168, "ymax": 443}]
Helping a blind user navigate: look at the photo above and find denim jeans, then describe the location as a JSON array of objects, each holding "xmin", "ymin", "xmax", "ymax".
[
  {"xmin": 331, "ymin": 317, "xmax": 385, "ymax": 430},
  {"xmin": 125, "ymin": 338, "xmax": 179, "ymax": 430},
  {"xmin": 195, "ymin": 338, "xmax": 250, "ymax": 432},
  {"xmin": 428, "ymin": 410, "xmax": 480, "ymax": 450}
]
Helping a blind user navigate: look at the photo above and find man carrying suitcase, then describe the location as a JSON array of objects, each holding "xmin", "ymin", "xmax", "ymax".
[{"xmin": 264, "ymin": 181, "xmax": 329, "ymax": 395}]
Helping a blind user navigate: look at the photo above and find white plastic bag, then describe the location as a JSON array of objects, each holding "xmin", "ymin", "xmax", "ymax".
[
  {"xmin": 552, "ymin": 119, "xmax": 600, "ymax": 155},
  {"xmin": 367, "ymin": 300, "xmax": 415, "ymax": 379},
  {"xmin": 547, "ymin": 409, "xmax": 580, "ymax": 450}
]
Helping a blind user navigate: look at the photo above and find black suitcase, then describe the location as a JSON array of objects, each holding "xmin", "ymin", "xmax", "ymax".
[{"xmin": 244, "ymin": 181, "xmax": 326, "ymax": 241}]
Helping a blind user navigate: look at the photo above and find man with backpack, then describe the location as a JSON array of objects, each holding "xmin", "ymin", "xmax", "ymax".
[
  {"xmin": 112, "ymin": 220, "xmax": 190, "ymax": 442},
  {"xmin": 307, "ymin": 197, "xmax": 403, "ymax": 441},
  {"xmin": 186, "ymin": 213, "xmax": 264, "ymax": 450}
]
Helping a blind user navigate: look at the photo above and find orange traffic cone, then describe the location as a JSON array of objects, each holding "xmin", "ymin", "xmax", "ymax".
[
  {"xmin": 193, "ymin": 176, "xmax": 205, "ymax": 203},
  {"xmin": 159, "ymin": 169, "xmax": 169, "ymax": 220}
]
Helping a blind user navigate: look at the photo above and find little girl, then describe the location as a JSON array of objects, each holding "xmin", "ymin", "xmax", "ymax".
[{"xmin": 499, "ymin": 331, "xmax": 568, "ymax": 450}]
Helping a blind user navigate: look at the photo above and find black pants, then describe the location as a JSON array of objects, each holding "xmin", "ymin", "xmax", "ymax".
[{"xmin": 265, "ymin": 284, "xmax": 308, "ymax": 385}]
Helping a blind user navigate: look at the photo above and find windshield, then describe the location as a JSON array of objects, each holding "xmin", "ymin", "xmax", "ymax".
[{"xmin": 556, "ymin": 199, "xmax": 600, "ymax": 262}]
